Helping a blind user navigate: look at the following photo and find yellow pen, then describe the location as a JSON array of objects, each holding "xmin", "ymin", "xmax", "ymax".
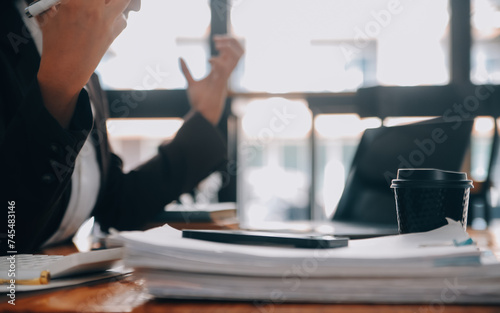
[{"xmin": 0, "ymin": 270, "xmax": 51, "ymax": 285}]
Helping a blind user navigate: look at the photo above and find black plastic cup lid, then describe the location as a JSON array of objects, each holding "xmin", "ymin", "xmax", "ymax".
[{"xmin": 390, "ymin": 168, "xmax": 473, "ymax": 188}]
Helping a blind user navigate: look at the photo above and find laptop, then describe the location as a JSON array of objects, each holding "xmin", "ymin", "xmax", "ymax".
[{"xmin": 245, "ymin": 118, "xmax": 474, "ymax": 238}]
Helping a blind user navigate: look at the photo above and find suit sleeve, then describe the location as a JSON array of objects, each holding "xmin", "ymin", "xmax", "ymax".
[
  {"xmin": 0, "ymin": 50, "xmax": 94, "ymax": 252},
  {"xmin": 93, "ymin": 111, "xmax": 228, "ymax": 231}
]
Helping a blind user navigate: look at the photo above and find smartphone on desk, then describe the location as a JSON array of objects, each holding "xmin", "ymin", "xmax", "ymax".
[{"xmin": 182, "ymin": 229, "xmax": 348, "ymax": 249}]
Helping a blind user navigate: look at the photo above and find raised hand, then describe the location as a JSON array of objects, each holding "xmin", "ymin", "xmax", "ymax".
[{"xmin": 180, "ymin": 35, "xmax": 244, "ymax": 125}]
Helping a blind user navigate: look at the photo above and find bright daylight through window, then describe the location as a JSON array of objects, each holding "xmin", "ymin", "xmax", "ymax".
[{"xmin": 97, "ymin": 0, "xmax": 458, "ymax": 224}]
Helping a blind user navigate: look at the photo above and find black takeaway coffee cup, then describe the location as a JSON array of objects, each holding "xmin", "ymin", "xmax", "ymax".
[{"xmin": 390, "ymin": 169, "xmax": 473, "ymax": 234}]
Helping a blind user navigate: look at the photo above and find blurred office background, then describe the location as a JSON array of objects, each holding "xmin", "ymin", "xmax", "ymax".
[{"xmin": 96, "ymin": 0, "xmax": 500, "ymax": 228}]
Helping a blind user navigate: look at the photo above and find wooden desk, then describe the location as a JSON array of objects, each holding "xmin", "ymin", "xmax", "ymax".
[
  {"xmin": 2, "ymin": 229, "xmax": 500, "ymax": 313},
  {"xmin": 3, "ymin": 276, "xmax": 500, "ymax": 313}
]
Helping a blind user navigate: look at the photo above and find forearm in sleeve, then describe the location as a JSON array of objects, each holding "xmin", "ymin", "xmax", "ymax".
[{"xmin": 94, "ymin": 112, "xmax": 227, "ymax": 231}]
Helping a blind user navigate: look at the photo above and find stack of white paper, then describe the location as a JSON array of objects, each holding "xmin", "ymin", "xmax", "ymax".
[{"xmin": 115, "ymin": 219, "xmax": 500, "ymax": 304}]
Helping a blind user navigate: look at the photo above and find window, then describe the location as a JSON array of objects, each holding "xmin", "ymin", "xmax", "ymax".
[
  {"xmin": 96, "ymin": 0, "xmax": 211, "ymax": 90},
  {"xmin": 471, "ymin": 117, "xmax": 496, "ymax": 182},
  {"xmin": 107, "ymin": 118, "xmax": 183, "ymax": 172},
  {"xmin": 99, "ymin": 1, "xmax": 499, "ymax": 223},
  {"xmin": 314, "ymin": 114, "xmax": 381, "ymax": 219},
  {"xmin": 471, "ymin": 0, "xmax": 500, "ymax": 84},
  {"xmin": 234, "ymin": 98, "xmax": 312, "ymax": 223},
  {"xmin": 97, "ymin": 0, "xmax": 211, "ymax": 172},
  {"xmin": 230, "ymin": 0, "xmax": 450, "ymax": 92},
  {"xmin": 231, "ymin": 0, "xmax": 451, "ymax": 223}
]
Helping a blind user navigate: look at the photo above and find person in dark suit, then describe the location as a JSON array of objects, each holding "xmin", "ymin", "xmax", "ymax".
[{"xmin": 0, "ymin": 0, "xmax": 244, "ymax": 252}]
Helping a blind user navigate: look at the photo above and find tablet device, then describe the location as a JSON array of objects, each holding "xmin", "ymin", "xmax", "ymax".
[{"xmin": 182, "ymin": 229, "xmax": 348, "ymax": 249}]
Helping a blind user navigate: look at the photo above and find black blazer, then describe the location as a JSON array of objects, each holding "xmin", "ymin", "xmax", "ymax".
[{"xmin": 0, "ymin": 2, "xmax": 227, "ymax": 253}]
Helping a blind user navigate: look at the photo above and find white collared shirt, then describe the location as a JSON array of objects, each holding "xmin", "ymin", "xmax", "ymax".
[{"xmin": 16, "ymin": 0, "xmax": 102, "ymax": 247}]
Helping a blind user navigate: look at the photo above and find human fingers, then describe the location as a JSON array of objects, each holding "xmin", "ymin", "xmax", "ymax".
[
  {"xmin": 179, "ymin": 58, "xmax": 195, "ymax": 85},
  {"xmin": 214, "ymin": 36, "xmax": 243, "ymax": 47},
  {"xmin": 214, "ymin": 37, "xmax": 244, "ymax": 56},
  {"xmin": 214, "ymin": 39, "xmax": 244, "ymax": 68},
  {"xmin": 208, "ymin": 57, "xmax": 236, "ymax": 85},
  {"xmin": 35, "ymin": 5, "xmax": 58, "ymax": 25},
  {"xmin": 208, "ymin": 58, "xmax": 222, "ymax": 76},
  {"xmin": 212, "ymin": 47, "xmax": 242, "ymax": 74}
]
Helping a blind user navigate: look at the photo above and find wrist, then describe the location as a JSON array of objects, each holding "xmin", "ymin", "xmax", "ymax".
[
  {"xmin": 198, "ymin": 107, "xmax": 221, "ymax": 126},
  {"xmin": 193, "ymin": 92, "xmax": 227, "ymax": 126},
  {"xmin": 188, "ymin": 108, "xmax": 219, "ymax": 126},
  {"xmin": 37, "ymin": 70, "xmax": 82, "ymax": 128},
  {"xmin": 38, "ymin": 58, "xmax": 86, "ymax": 96}
]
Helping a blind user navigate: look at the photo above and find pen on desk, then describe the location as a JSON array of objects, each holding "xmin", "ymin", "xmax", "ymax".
[
  {"xmin": 25, "ymin": 0, "xmax": 61, "ymax": 18},
  {"xmin": 0, "ymin": 270, "xmax": 51, "ymax": 285}
]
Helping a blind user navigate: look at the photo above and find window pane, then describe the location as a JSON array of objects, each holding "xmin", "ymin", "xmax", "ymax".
[
  {"xmin": 96, "ymin": 0, "xmax": 211, "ymax": 90},
  {"xmin": 314, "ymin": 114, "xmax": 381, "ymax": 219},
  {"xmin": 234, "ymin": 97, "xmax": 312, "ymax": 224},
  {"xmin": 471, "ymin": 0, "xmax": 500, "ymax": 84},
  {"xmin": 471, "ymin": 117, "xmax": 495, "ymax": 182},
  {"xmin": 230, "ymin": 0, "xmax": 450, "ymax": 93},
  {"xmin": 107, "ymin": 118, "xmax": 183, "ymax": 172}
]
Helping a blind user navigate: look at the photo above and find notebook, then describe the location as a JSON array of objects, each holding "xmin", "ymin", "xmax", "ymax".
[{"xmin": 0, "ymin": 248, "xmax": 124, "ymax": 290}]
